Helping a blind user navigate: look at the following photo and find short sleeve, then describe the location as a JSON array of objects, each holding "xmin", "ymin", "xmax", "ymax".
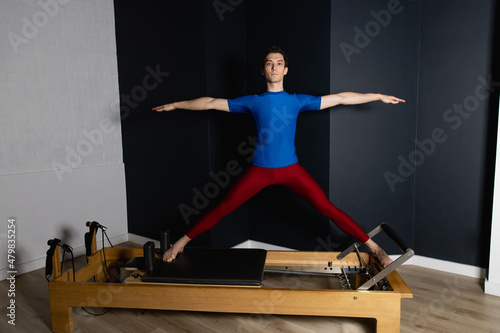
[
  {"xmin": 295, "ymin": 94, "xmax": 321, "ymax": 112},
  {"xmin": 227, "ymin": 95, "xmax": 254, "ymax": 113}
]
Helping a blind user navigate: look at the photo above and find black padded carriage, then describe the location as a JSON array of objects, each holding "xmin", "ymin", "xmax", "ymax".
[{"xmin": 139, "ymin": 248, "xmax": 267, "ymax": 287}]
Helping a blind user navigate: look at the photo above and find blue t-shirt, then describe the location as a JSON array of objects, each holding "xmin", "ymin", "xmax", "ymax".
[{"xmin": 228, "ymin": 91, "xmax": 321, "ymax": 168}]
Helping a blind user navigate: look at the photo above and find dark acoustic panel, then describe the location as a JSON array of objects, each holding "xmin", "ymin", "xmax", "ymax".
[
  {"xmin": 329, "ymin": 0, "xmax": 420, "ymax": 254},
  {"xmin": 414, "ymin": 0, "xmax": 496, "ymax": 267},
  {"xmin": 243, "ymin": 0, "xmax": 332, "ymax": 250}
]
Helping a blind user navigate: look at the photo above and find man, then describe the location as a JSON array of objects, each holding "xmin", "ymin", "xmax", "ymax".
[{"xmin": 153, "ymin": 46, "xmax": 405, "ymax": 267}]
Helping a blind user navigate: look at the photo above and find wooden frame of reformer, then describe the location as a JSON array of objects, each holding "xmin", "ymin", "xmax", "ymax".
[{"xmin": 48, "ymin": 229, "xmax": 412, "ymax": 333}]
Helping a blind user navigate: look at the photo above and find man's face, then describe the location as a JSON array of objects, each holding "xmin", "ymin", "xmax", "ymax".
[{"xmin": 261, "ymin": 53, "xmax": 288, "ymax": 83}]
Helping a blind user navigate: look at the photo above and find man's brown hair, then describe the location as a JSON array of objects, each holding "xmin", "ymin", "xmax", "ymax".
[{"xmin": 261, "ymin": 46, "xmax": 288, "ymax": 69}]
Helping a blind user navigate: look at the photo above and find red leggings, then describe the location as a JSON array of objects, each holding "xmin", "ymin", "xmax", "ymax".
[{"xmin": 186, "ymin": 163, "xmax": 369, "ymax": 243}]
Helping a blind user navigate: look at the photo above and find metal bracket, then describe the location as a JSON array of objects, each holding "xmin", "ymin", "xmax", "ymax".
[
  {"xmin": 358, "ymin": 249, "xmax": 414, "ymax": 290},
  {"xmin": 337, "ymin": 222, "xmax": 415, "ymax": 290}
]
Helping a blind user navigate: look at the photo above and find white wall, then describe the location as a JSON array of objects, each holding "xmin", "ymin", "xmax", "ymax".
[
  {"xmin": 486, "ymin": 96, "xmax": 500, "ymax": 297},
  {"xmin": 0, "ymin": 0, "xmax": 127, "ymax": 280}
]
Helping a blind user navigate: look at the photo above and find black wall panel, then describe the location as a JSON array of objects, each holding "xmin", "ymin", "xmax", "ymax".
[
  {"xmin": 329, "ymin": 0, "xmax": 420, "ymax": 253},
  {"xmin": 202, "ymin": 0, "xmax": 252, "ymax": 247},
  {"xmin": 114, "ymin": 0, "xmax": 211, "ymax": 243},
  {"xmin": 415, "ymin": 0, "xmax": 496, "ymax": 266},
  {"xmin": 243, "ymin": 0, "xmax": 332, "ymax": 250}
]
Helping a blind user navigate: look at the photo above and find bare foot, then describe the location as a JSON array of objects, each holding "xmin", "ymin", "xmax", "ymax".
[
  {"xmin": 162, "ymin": 234, "xmax": 191, "ymax": 262},
  {"xmin": 371, "ymin": 247, "xmax": 393, "ymax": 268},
  {"xmin": 364, "ymin": 238, "xmax": 393, "ymax": 268},
  {"xmin": 162, "ymin": 244, "xmax": 184, "ymax": 262}
]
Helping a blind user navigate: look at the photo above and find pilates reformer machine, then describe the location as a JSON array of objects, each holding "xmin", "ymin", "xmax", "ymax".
[{"xmin": 46, "ymin": 222, "xmax": 414, "ymax": 332}]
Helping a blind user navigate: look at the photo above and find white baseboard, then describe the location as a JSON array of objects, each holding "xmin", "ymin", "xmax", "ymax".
[
  {"xmin": 485, "ymin": 279, "xmax": 500, "ymax": 296},
  {"xmin": 126, "ymin": 233, "xmax": 161, "ymax": 248},
  {"xmin": 232, "ymin": 239, "xmax": 296, "ymax": 251},
  {"xmin": 410, "ymin": 255, "xmax": 487, "ymax": 279}
]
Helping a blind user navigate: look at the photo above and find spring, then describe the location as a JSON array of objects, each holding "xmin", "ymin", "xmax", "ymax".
[{"xmin": 338, "ymin": 267, "xmax": 352, "ymax": 290}]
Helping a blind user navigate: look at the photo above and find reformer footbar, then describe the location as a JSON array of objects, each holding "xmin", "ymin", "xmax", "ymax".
[{"xmin": 337, "ymin": 222, "xmax": 415, "ymax": 290}]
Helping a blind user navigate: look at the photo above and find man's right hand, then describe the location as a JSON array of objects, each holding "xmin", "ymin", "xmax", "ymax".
[
  {"xmin": 152, "ymin": 103, "xmax": 176, "ymax": 112},
  {"xmin": 152, "ymin": 98, "xmax": 229, "ymax": 112}
]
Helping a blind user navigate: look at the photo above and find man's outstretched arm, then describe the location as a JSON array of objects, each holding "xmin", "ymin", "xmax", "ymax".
[
  {"xmin": 320, "ymin": 92, "xmax": 405, "ymax": 110},
  {"xmin": 153, "ymin": 97, "xmax": 229, "ymax": 112}
]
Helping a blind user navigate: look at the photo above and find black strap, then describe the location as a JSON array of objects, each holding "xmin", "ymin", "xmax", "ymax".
[
  {"xmin": 45, "ymin": 238, "xmax": 61, "ymax": 280},
  {"xmin": 84, "ymin": 222, "xmax": 100, "ymax": 256}
]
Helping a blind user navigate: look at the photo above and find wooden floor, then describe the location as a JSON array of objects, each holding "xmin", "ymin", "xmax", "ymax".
[{"xmin": 1, "ymin": 245, "xmax": 500, "ymax": 333}]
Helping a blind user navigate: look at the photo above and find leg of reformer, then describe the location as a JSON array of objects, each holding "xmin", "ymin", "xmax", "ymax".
[
  {"xmin": 375, "ymin": 314, "xmax": 400, "ymax": 332},
  {"xmin": 50, "ymin": 303, "xmax": 73, "ymax": 333}
]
